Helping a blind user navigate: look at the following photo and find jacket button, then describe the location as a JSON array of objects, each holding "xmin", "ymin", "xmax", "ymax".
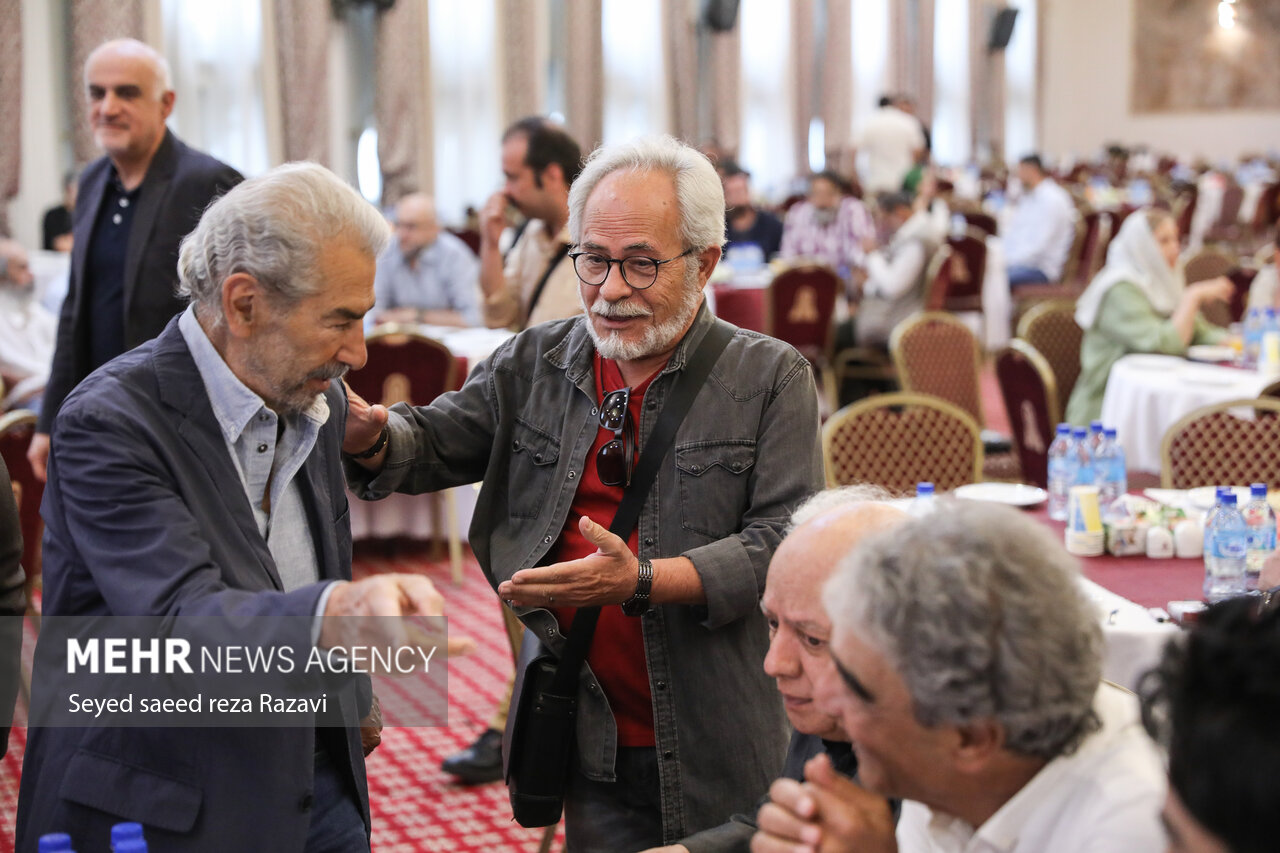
[
  {"xmin": 691, "ymin": 465, "xmax": 700, "ymax": 473},
  {"xmin": 299, "ymin": 793, "xmax": 314, "ymax": 812},
  {"xmin": 546, "ymin": 627, "xmax": 556, "ymax": 637},
  {"xmin": 662, "ymin": 750, "xmax": 674, "ymax": 760},
  {"xmin": 591, "ymin": 407, "xmax": 599, "ymax": 416},
  {"xmin": 643, "ymin": 537, "xmax": 653, "ymax": 546},
  {"xmin": 512, "ymin": 440, "xmax": 520, "ymax": 450},
  {"xmin": 257, "ymin": 443, "xmax": 268, "ymax": 453},
  {"xmin": 648, "ymin": 401, "xmax": 658, "ymax": 410},
  {"xmin": 731, "ymin": 462, "xmax": 741, "ymax": 471},
  {"xmin": 534, "ymin": 453, "xmax": 544, "ymax": 462},
  {"xmin": 543, "ymin": 535, "xmax": 553, "ymax": 544},
  {"xmin": 568, "ymin": 471, "xmax": 577, "ymax": 480},
  {"xmin": 656, "ymin": 681, "xmax": 667, "ymax": 690},
  {"xmin": 587, "ymin": 682, "xmax": 598, "ymax": 692}
]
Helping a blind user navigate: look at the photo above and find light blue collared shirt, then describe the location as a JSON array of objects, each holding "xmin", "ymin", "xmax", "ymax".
[
  {"xmin": 179, "ymin": 306, "xmax": 337, "ymax": 633},
  {"xmin": 371, "ymin": 232, "xmax": 482, "ymax": 328}
]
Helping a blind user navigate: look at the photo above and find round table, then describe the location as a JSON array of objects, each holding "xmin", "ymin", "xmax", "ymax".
[{"xmin": 1099, "ymin": 354, "xmax": 1273, "ymax": 473}]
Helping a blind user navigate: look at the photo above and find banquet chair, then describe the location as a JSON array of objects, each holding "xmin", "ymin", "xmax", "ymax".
[
  {"xmin": 1059, "ymin": 216, "xmax": 1088, "ymax": 287},
  {"xmin": 1080, "ymin": 210, "xmax": 1114, "ymax": 284},
  {"xmin": 1184, "ymin": 247, "xmax": 1244, "ymax": 327},
  {"xmin": 821, "ymin": 392, "xmax": 984, "ymax": 492},
  {"xmin": 921, "ymin": 245, "xmax": 955, "ymax": 311},
  {"xmin": 994, "ymin": 341, "xmax": 1060, "ymax": 489},
  {"xmin": 940, "ymin": 230, "xmax": 987, "ymax": 314},
  {"xmin": 346, "ymin": 329, "xmax": 464, "ymax": 584},
  {"xmin": 0, "ymin": 409, "xmax": 43, "ymax": 633},
  {"xmin": 890, "ymin": 312, "xmax": 1017, "ymax": 480},
  {"xmin": 1250, "ymin": 182, "xmax": 1279, "ymax": 243},
  {"xmin": 1016, "ymin": 299, "xmax": 1083, "ymax": 417},
  {"xmin": 960, "ymin": 210, "xmax": 998, "ymax": 238},
  {"xmin": 1159, "ymin": 398, "xmax": 1280, "ymax": 489},
  {"xmin": 763, "ymin": 264, "xmax": 840, "ymax": 409}
]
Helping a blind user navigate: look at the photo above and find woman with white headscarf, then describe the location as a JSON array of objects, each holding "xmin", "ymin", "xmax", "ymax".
[{"xmin": 1064, "ymin": 209, "xmax": 1234, "ymax": 425}]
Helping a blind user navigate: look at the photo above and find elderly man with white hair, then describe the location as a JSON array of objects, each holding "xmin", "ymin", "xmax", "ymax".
[
  {"xmin": 345, "ymin": 135, "xmax": 823, "ymax": 850},
  {"xmin": 0, "ymin": 238, "xmax": 57, "ymax": 412},
  {"xmin": 17, "ymin": 163, "xmax": 455, "ymax": 852},
  {"xmin": 754, "ymin": 500, "xmax": 1167, "ymax": 852}
]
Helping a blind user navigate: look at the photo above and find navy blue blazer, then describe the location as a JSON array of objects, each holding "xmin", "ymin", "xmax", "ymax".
[
  {"xmin": 38, "ymin": 130, "xmax": 242, "ymax": 434},
  {"xmin": 16, "ymin": 319, "xmax": 368, "ymax": 852}
]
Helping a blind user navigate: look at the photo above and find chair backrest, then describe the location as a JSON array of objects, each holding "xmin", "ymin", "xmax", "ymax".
[
  {"xmin": 890, "ymin": 311, "xmax": 985, "ymax": 425},
  {"xmin": 0, "ymin": 410, "xmax": 43, "ymax": 581},
  {"xmin": 994, "ymin": 341, "xmax": 1060, "ymax": 489},
  {"xmin": 447, "ymin": 228, "xmax": 481, "ymax": 256},
  {"xmin": 942, "ymin": 232, "xmax": 986, "ymax": 312},
  {"xmin": 1184, "ymin": 247, "xmax": 1239, "ymax": 327},
  {"xmin": 821, "ymin": 392, "xmax": 984, "ymax": 491},
  {"xmin": 1217, "ymin": 182, "xmax": 1245, "ymax": 230},
  {"xmin": 1160, "ymin": 397, "xmax": 1280, "ymax": 489},
  {"xmin": 922, "ymin": 245, "xmax": 954, "ymax": 311},
  {"xmin": 1060, "ymin": 215, "xmax": 1088, "ymax": 285},
  {"xmin": 1080, "ymin": 210, "xmax": 1113, "ymax": 283},
  {"xmin": 347, "ymin": 329, "xmax": 458, "ymax": 408},
  {"xmin": 763, "ymin": 264, "xmax": 840, "ymax": 361},
  {"xmin": 1252, "ymin": 182, "xmax": 1280, "ymax": 237},
  {"xmin": 1016, "ymin": 299, "xmax": 1082, "ymax": 417},
  {"xmin": 961, "ymin": 210, "xmax": 998, "ymax": 238}
]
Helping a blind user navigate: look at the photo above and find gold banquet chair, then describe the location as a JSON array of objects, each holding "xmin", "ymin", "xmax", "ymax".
[
  {"xmin": 1017, "ymin": 299, "xmax": 1083, "ymax": 418},
  {"xmin": 1160, "ymin": 398, "xmax": 1280, "ymax": 490},
  {"xmin": 821, "ymin": 392, "xmax": 984, "ymax": 493}
]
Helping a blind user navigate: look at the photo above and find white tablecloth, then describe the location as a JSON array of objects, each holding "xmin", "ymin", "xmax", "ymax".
[
  {"xmin": 1100, "ymin": 354, "xmax": 1273, "ymax": 473},
  {"xmin": 1081, "ymin": 577, "xmax": 1178, "ymax": 691},
  {"xmin": 349, "ymin": 325, "xmax": 512, "ymax": 542}
]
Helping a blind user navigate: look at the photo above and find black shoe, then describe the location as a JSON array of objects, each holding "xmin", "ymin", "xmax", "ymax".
[{"xmin": 442, "ymin": 728, "xmax": 504, "ymax": 784}]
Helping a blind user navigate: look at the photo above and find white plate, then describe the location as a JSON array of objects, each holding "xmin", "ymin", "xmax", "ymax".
[
  {"xmin": 1121, "ymin": 354, "xmax": 1183, "ymax": 371},
  {"xmin": 1186, "ymin": 485, "xmax": 1251, "ymax": 510},
  {"xmin": 1186, "ymin": 345, "xmax": 1236, "ymax": 364},
  {"xmin": 953, "ymin": 482, "xmax": 1048, "ymax": 508}
]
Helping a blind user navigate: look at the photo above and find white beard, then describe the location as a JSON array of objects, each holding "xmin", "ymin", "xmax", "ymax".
[{"xmin": 581, "ymin": 261, "xmax": 703, "ymax": 362}]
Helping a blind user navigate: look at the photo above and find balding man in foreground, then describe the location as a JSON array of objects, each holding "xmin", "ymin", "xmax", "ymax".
[
  {"xmin": 16, "ymin": 164, "xmax": 457, "ymax": 852},
  {"xmin": 371, "ymin": 192, "xmax": 481, "ymax": 328},
  {"xmin": 757, "ymin": 500, "xmax": 1166, "ymax": 852},
  {"xmin": 650, "ymin": 488, "xmax": 902, "ymax": 853},
  {"xmin": 29, "ymin": 38, "xmax": 242, "ymax": 480}
]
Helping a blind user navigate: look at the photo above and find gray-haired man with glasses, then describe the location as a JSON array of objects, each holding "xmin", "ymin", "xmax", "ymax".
[{"xmin": 344, "ymin": 135, "xmax": 822, "ymax": 851}]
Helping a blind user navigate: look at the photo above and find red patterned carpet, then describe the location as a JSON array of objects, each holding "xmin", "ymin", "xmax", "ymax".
[{"xmin": 0, "ymin": 545, "xmax": 564, "ymax": 852}]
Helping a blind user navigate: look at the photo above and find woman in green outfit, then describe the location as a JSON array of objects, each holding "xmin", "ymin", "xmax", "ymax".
[{"xmin": 1065, "ymin": 208, "xmax": 1235, "ymax": 424}]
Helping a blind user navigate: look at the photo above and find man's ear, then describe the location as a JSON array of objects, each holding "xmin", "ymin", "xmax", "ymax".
[
  {"xmin": 222, "ymin": 273, "xmax": 265, "ymax": 339},
  {"xmin": 951, "ymin": 719, "xmax": 1005, "ymax": 774},
  {"xmin": 542, "ymin": 162, "xmax": 565, "ymax": 192},
  {"xmin": 159, "ymin": 89, "xmax": 176, "ymax": 121}
]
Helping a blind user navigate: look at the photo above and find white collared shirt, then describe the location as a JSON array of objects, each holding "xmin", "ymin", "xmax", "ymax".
[{"xmin": 895, "ymin": 683, "xmax": 1166, "ymax": 853}]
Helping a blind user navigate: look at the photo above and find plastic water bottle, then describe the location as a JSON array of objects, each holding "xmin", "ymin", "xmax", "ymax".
[
  {"xmin": 1071, "ymin": 426, "xmax": 1095, "ymax": 486},
  {"xmin": 1243, "ymin": 483, "xmax": 1276, "ymax": 592},
  {"xmin": 1094, "ymin": 428, "xmax": 1128, "ymax": 511},
  {"xmin": 1088, "ymin": 420, "xmax": 1105, "ymax": 455},
  {"xmin": 38, "ymin": 835, "xmax": 73, "ymax": 853},
  {"xmin": 1047, "ymin": 424, "xmax": 1074, "ymax": 521},
  {"xmin": 912, "ymin": 482, "xmax": 936, "ymax": 518},
  {"xmin": 1243, "ymin": 307, "xmax": 1264, "ymax": 368},
  {"xmin": 1205, "ymin": 493, "xmax": 1248, "ymax": 602}
]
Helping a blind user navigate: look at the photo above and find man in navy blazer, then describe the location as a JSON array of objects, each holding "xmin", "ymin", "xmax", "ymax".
[
  {"xmin": 29, "ymin": 38, "xmax": 242, "ymax": 480},
  {"xmin": 16, "ymin": 164, "xmax": 449, "ymax": 852}
]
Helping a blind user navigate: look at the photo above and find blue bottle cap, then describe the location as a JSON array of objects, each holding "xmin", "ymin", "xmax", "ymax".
[
  {"xmin": 1056, "ymin": 423, "xmax": 1071, "ymax": 435},
  {"xmin": 1252, "ymin": 483, "xmax": 1268, "ymax": 497},
  {"xmin": 1072, "ymin": 426, "xmax": 1088, "ymax": 439},
  {"xmin": 111, "ymin": 824, "xmax": 144, "ymax": 845},
  {"xmin": 1223, "ymin": 494, "xmax": 1238, "ymax": 506},
  {"xmin": 1104, "ymin": 428, "xmax": 1117, "ymax": 438},
  {"xmin": 114, "ymin": 842, "xmax": 148, "ymax": 853},
  {"xmin": 1090, "ymin": 420, "xmax": 1104, "ymax": 433},
  {"xmin": 38, "ymin": 835, "xmax": 73, "ymax": 853},
  {"xmin": 916, "ymin": 482, "xmax": 935, "ymax": 495}
]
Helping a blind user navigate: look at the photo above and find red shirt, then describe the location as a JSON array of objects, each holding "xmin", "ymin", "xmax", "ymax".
[{"xmin": 547, "ymin": 353, "xmax": 663, "ymax": 747}]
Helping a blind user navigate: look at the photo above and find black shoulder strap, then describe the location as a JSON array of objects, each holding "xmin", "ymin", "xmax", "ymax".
[
  {"xmin": 553, "ymin": 320, "xmax": 736, "ymax": 690},
  {"xmin": 525, "ymin": 242, "xmax": 571, "ymax": 325}
]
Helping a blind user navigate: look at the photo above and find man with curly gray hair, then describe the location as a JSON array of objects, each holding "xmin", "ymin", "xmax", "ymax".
[
  {"xmin": 346, "ymin": 135, "xmax": 823, "ymax": 850},
  {"xmin": 754, "ymin": 500, "xmax": 1166, "ymax": 852}
]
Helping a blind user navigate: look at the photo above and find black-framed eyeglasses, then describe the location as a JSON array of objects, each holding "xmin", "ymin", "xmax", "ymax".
[
  {"xmin": 569, "ymin": 248, "xmax": 696, "ymax": 290},
  {"xmin": 597, "ymin": 387, "xmax": 634, "ymax": 487}
]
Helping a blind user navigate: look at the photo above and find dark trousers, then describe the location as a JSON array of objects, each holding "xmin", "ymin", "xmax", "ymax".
[
  {"xmin": 564, "ymin": 747, "xmax": 663, "ymax": 853},
  {"xmin": 304, "ymin": 750, "xmax": 369, "ymax": 853}
]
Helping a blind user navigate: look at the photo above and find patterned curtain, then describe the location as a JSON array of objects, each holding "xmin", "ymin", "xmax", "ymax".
[
  {"xmin": 969, "ymin": 0, "xmax": 1006, "ymax": 164},
  {"xmin": 497, "ymin": 0, "xmax": 543, "ymax": 127},
  {"xmin": 376, "ymin": 0, "xmax": 433, "ymax": 203},
  {"xmin": 821, "ymin": 0, "xmax": 852, "ymax": 175},
  {"xmin": 564, "ymin": 0, "xmax": 603, "ymax": 152},
  {"xmin": 707, "ymin": 27, "xmax": 741, "ymax": 157},
  {"xmin": 69, "ymin": 0, "xmax": 146, "ymax": 167},
  {"xmin": 0, "ymin": 0, "xmax": 20, "ymax": 235},
  {"xmin": 909, "ymin": 0, "xmax": 935, "ymax": 123},
  {"xmin": 663, "ymin": 0, "xmax": 699, "ymax": 142},
  {"xmin": 272, "ymin": 0, "xmax": 331, "ymax": 165}
]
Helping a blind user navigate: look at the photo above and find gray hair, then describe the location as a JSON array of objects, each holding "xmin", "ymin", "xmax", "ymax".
[
  {"xmin": 790, "ymin": 485, "xmax": 895, "ymax": 530},
  {"xmin": 177, "ymin": 162, "xmax": 390, "ymax": 318},
  {"xmin": 568, "ymin": 135, "xmax": 726, "ymax": 253},
  {"xmin": 824, "ymin": 499, "xmax": 1102, "ymax": 760}
]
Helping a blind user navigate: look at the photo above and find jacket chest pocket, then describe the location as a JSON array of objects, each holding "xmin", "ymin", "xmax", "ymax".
[
  {"xmin": 508, "ymin": 420, "xmax": 562, "ymax": 518},
  {"xmin": 676, "ymin": 441, "xmax": 756, "ymax": 539}
]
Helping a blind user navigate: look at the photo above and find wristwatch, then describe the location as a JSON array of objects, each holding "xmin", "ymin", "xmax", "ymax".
[
  {"xmin": 622, "ymin": 560, "xmax": 654, "ymax": 616},
  {"xmin": 347, "ymin": 426, "xmax": 389, "ymax": 460}
]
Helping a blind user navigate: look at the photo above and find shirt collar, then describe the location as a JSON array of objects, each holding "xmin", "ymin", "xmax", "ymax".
[{"xmin": 178, "ymin": 305, "xmax": 330, "ymax": 444}]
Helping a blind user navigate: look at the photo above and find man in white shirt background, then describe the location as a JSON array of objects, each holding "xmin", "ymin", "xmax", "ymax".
[
  {"xmin": 0, "ymin": 238, "xmax": 57, "ymax": 413},
  {"xmin": 753, "ymin": 500, "xmax": 1166, "ymax": 853},
  {"xmin": 853, "ymin": 95, "xmax": 926, "ymax": 196},
  {"xmin": 1004, "ymin": 154, "xmax": 1078, "ymax": 287},
  {"xmin": 370, "ymin": 192, "xmax": 481, "ymax": 328}
]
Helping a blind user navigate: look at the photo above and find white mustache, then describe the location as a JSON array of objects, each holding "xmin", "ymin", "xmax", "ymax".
[{"xmin": 591, "ymin": 300, "xmax": 653, "ymax": 319}]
